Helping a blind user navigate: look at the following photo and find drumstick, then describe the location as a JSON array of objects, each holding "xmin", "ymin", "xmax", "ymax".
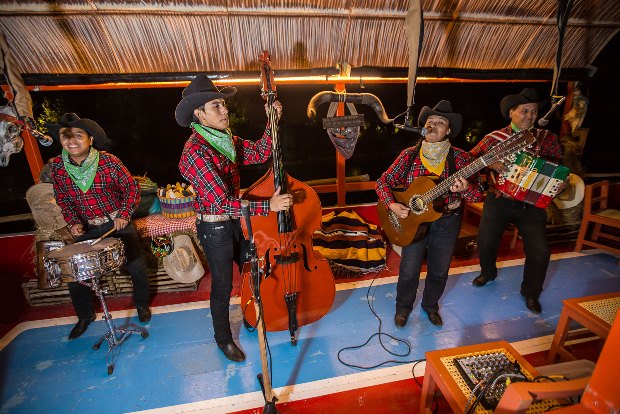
[{"xmin": 90, "ymin": 228, "xmax": 116, "ymax": 246}]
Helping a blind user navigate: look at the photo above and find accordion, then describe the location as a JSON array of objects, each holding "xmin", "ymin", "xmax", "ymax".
[{"xmin": 496, "ymin": 151, "xmax": 570, "ymax": 208}]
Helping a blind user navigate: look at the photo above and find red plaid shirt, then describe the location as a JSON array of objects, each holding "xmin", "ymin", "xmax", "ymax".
[
  {"xmin": 51, "ymin": 152, "xmax": 140, "ymax": 226},
  {"xmin": 376, "ymin": 145, "xmax": 484, "ymax": 207},
  {"xmin": 470, "ymin": 125, "xmax": 563, "ymax": 194},
  {"xmin": 179, "ymin": 126, "xmax": 272, "ymax": 217}
]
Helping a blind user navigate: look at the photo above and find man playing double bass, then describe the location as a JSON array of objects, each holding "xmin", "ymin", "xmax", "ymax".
[
  {"xmin": 176, "ymin": 75, "xmax": 293, "ymax": 362},
  {"xmin": 470, "ymin": 88, "xmax": 564, "ymax": 314}
]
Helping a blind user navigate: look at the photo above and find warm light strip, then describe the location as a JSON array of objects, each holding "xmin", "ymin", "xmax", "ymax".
[{"xmin": 1, "ymin": 76, "xmax": 547, "ymax": 93}]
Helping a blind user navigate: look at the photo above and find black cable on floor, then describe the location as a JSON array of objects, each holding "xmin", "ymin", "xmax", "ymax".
[{"xmin": 337, "ymin": 271, "xmax": 425, "ymax": 370}]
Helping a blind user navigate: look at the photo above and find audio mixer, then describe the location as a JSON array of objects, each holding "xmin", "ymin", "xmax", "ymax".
[{"xmin": 454, "ymin": 351, "xmax": 527, "ymax": 409}]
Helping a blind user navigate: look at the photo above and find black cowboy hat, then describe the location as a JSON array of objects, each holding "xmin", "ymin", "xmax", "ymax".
[
  {"xmin": 46, "ymin": 113, "xmax": 108, "ymax": 149},
  {"xmin": 175, "ymin": 75, "xmax": 237, "ymax": 127},
  {"xmin": 500, "ymin": 88, "xmax": 547, "ymax": 119},
  {"xmin": 418, "ymin": 100, "xmax": 462, "ymax": 138}
]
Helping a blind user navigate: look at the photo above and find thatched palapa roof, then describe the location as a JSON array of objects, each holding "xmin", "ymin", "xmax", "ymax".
[{"xmin": 0, "ymin": 0, "xmax": 619, "ymax": 84}]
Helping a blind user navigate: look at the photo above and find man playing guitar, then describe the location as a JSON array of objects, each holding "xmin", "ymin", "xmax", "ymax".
[{"xmin": 376, "ymin": 100, "xmax": 484, "ymax": 327}]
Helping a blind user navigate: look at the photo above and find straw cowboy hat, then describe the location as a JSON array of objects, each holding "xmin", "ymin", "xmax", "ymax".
[
  {"xmin": 175, "ymin": 75, "xmax": 237, "ymax": 127},
  {"xmin": 162, "ymin": 235, "xmax": 205, "ymax": 283},
  {"xmin": 46, "ymin": 113, "xmax": 108, "ymax": 149},
  {"xmin": 500, "ymin": 88, "xmax": 547, "ymax": 119},
  {"xmin": 553, "ymin": 173, "xmax": 585, "ymax": 210},
  {"xmin": 417, "ymin": 100, "xmax": 462, "ymax": 138}
]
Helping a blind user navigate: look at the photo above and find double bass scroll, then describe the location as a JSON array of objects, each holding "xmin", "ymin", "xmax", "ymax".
[{"xmin": 240, "ymin": 51, "xmax": 335, "ymax": 345}]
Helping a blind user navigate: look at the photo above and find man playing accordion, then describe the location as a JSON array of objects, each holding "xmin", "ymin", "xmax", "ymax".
[{"xmin": 469, "ymin": 88, "xmax": 565, "ymax": 314}]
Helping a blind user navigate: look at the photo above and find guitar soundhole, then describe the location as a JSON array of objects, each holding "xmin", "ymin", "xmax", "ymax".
[{"xmin": 409, "ymin": 196, "xmax": 427, "ymax": 215}]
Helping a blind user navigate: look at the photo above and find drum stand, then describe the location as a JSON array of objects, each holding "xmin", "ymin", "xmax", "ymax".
[{"xmin": 84, "ymin": 275, "xmax": 149, "ymax": 375}]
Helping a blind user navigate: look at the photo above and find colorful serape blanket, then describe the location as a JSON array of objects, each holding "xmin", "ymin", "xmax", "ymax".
[
  {"xmin": 313, "ymin": 210, "xmax": 387, "ymax": 275},
  {"xmin": 133, "ymin": 213, "xmax": 196, "ymax": 238}
]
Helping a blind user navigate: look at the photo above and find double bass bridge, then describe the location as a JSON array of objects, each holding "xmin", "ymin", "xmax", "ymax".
[
  {"xmin": 274, "ymin": 251, "xmax": 299, "ymax": 265},
  {"xmin": 273, "ymin": 244, "xmax": 312, "ymax": 271}
]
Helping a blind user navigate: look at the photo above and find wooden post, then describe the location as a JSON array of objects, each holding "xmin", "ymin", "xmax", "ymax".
[
  {"xmin": 335, "ymin": 81, "xmax": 346, "ymax": 207},
  {"xmin": 2, "ymin": 87, "xmax": 44, "ymax": 183}
]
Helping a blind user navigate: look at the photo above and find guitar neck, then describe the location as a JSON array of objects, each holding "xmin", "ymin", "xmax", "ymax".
[
  {"xmin": 420, "ymin": 130, "xmax": 529, "ymax": 204},
  {"xmin": 422, "ymin": 158, "xmax": 485, "ymax": 202}
]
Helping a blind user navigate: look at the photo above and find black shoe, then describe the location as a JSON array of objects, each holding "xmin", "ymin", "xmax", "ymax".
[
  {"xmin": 525, "ymin": 297, "xmax": 542, "ymax": 314},
  {"xmin": 472, "ymin": 274, "xmax": 496, "ymax": 287},
  {"xmin": 426, "ymin": 311, "xmax": 443, "ymax": 326},
  {"xmin": 137, "ymin": 306, "xmax": 152, "ymax": 323},
  {"xmin": 394, "ymin": 312, "xmax": 409, "ymax": 327},
  {"xmin": 218, "ymin": 341, "xmax": 246, "ymax": 362},
  {"xmin": 69, "ymin": 316, "xmax": 96, "ymax": 339}
]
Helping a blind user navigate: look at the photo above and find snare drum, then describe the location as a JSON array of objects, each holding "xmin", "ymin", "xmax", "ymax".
[
  {"xmin": 44, "ymin": 238, "xmax": 125, "ymax": 286},
  {"xmin": 36, "ymin": 240, "xmax": 66, "ymax": 289}
]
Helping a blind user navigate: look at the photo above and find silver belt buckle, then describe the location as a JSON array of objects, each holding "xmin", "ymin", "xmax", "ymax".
[
  {"xmin": 89, "ymin": 217, "xmax": 107, "ymax": 226},
  {"xmin": 88, "ymin": 211, "xmax": 118, "ymax": 226},
  {"xmin": 198, "ymin": 213, "xmax": 230, "ymax": 222}
]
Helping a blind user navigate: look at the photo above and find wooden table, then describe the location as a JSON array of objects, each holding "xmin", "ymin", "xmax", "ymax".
[
  {"xmin": 547, "ymin": 291, "xmax": 620, "ymax": 363},
  {"xmin": 420, "ymin": 341, "xmax": 543, "ymax": 414}
]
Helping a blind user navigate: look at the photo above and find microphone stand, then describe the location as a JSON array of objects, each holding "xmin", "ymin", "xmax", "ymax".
[
  {"xmin": 393, "ymin": 106, "xmax": 428, "ymax": 136},
  {"xmin": 241, "ymin": 201, "xmax": 279, "ymax": 414},
  {"xmin": 538, "ymin": 96, "xmax": 566, "ymax": 127}
]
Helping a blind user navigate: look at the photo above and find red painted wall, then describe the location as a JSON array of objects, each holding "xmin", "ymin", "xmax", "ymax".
[{"xmin": 0, "ymin": 233, "xmax": 35, "ymax": 323}]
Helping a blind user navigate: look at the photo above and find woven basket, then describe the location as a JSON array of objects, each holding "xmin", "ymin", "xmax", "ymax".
[{"xmin": 158, "ymin": 196, "xmax": 195, "ymax": 218}]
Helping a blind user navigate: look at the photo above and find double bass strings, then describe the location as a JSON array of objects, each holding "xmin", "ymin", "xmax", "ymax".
[{"xmin": 269, "ymin": 103, "xmax": 300, "ymax": 296}]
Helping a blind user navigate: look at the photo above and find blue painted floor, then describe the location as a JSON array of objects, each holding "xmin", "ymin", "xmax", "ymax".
[{"xmin": 1, "ymin": 253, "xmax": 619, "ymax": 413}]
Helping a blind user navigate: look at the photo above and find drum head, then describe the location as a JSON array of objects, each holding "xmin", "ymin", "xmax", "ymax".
[{"xmin": 46, "ymin": 238, "xmax": 119, "ymax": 259}]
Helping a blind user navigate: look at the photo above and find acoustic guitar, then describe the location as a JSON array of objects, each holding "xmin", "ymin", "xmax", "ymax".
[{"xmin": 377, "ymin": 129, "xmax": 536, "ymax": 247}]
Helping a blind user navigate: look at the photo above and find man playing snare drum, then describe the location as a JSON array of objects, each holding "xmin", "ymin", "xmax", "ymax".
[
  {"xmin": 469, "ymin": 89, "xmax": 564, "ymax": 314},
  {"xmin": 48, "ymin": 113, "xmax": 151, "ymax": 339}
]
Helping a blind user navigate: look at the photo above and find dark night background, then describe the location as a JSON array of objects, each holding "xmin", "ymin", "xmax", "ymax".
[{"xmin": 1, "ymin": 32, "xmax": 618, "ymax": 231}]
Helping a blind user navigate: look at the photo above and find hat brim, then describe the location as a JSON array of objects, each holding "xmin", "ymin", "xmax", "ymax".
[
  {"xmin": 175, "ymin": 87, "xmax": 237, "ymax": 127},
  {"xmin": 46, "ymin": 118, "xmax": 108, "ymax": 149},
  {"xmin": 418, "ymin": 107, "xmax": 462, "ymax": 138},
  {"xmin": 500, "ymin": 94, "xmax": 548, "ymax": 119},
  {"xmin": 552, "ymin": 173, "xmax": 584, "ymax": 209},
  {"xmin": 162, "ymin": 236, "xmax": 205, "ymax": 283}
]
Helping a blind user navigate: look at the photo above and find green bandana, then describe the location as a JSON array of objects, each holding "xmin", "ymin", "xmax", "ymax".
[
  {"xmin": 191, "ymin": 122, "xmax": 236, "ymax": 163},
  {"xmin": 62, "ymin": 148, "xmax": 99, "ymax": 193}
]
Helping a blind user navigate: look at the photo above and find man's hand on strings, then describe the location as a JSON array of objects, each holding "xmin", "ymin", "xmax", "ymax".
[
  {"xmin": 270, "ymin": 186, "xmax": 293, "ymax": 212},
  {"xmin": 450, "ymin": 177, "xmax": 470, "ymax": 193},
  {"xmin": 388, "ymin": 202, "xmax": 410, "ymax": 219}
]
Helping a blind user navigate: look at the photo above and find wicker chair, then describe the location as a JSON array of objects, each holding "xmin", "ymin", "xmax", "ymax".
[{"xmin": 574, "ymin": 180, "xmax": 620, "ymax": 256}]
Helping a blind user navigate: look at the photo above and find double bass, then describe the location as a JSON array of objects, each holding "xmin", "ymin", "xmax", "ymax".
[{"xmin": 241, "ymin": 51, "xmax": 335, "ymax": 345}]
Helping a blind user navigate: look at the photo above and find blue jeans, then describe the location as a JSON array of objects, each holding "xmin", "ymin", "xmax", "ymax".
[
  {"xmin": 69, "ymin": 221, "xmax": 150, "ymax": 320},
  {"xmin": 196, "ymin": 218, "xmax": 245, "ymax": 345},
  {"xmin": 396, "ymin": 212, "xmax": 462, "ymax": 314},
  {"xmin": 477, "ymin": 193, "xmax": 549, "ymax": 299}
]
